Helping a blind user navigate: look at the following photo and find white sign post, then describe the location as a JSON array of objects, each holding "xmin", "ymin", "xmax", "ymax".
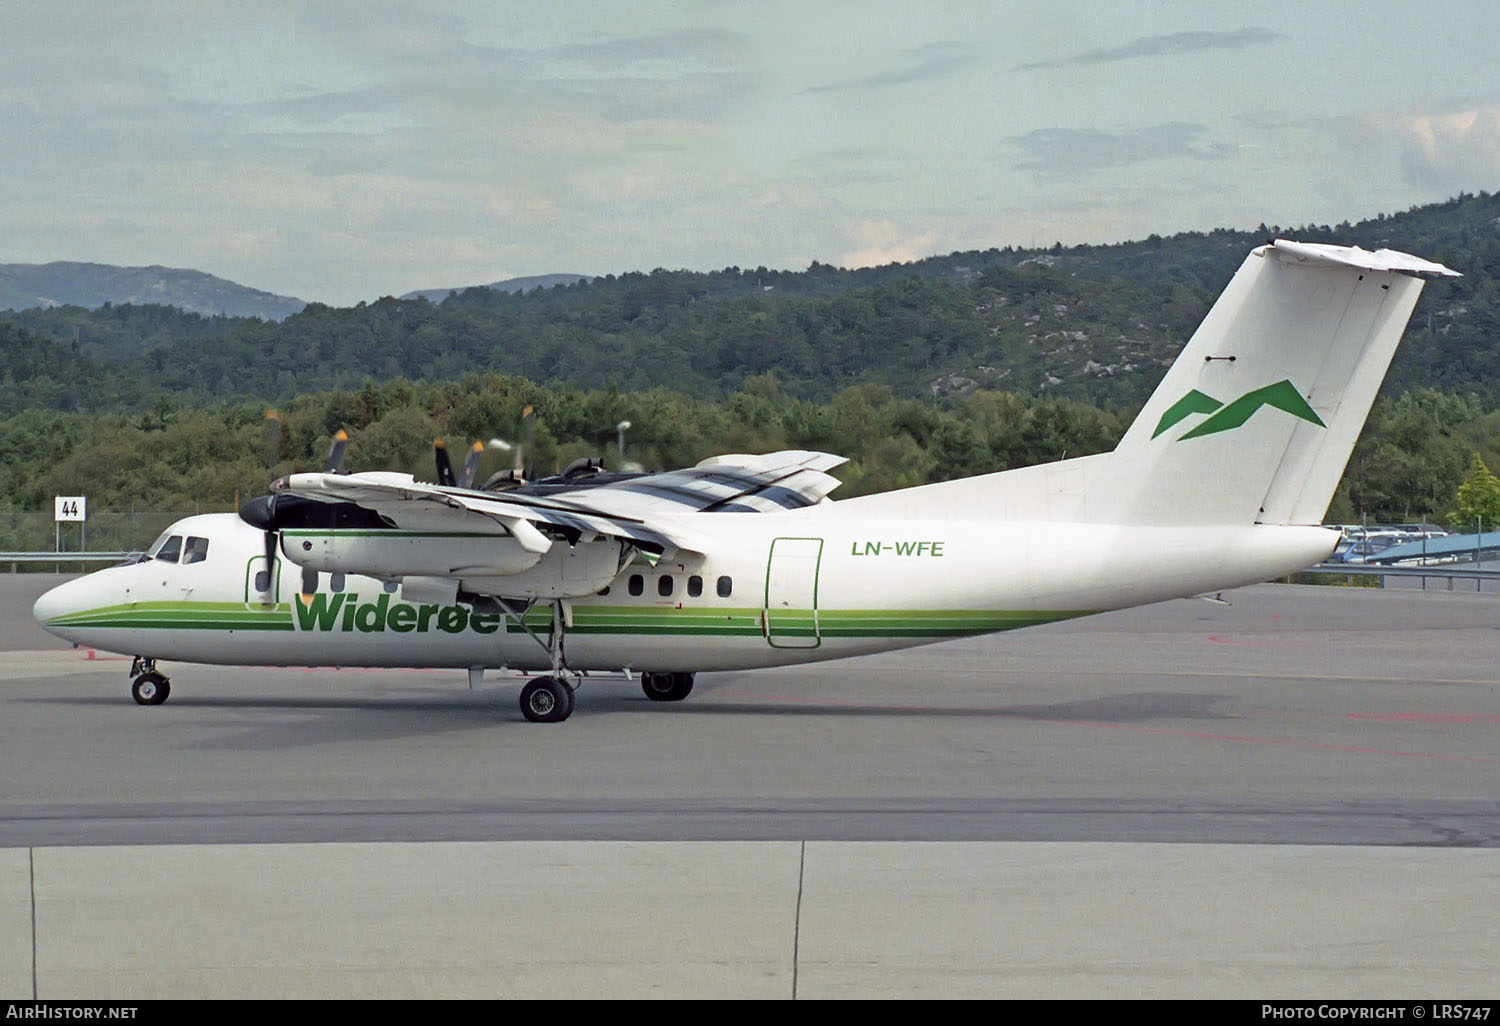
[{"xmin": 54, "ymin": 496, "xmax": 86, "ymax": 552}]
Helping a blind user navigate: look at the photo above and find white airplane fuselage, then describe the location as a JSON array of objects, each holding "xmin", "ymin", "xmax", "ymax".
[
  {"xmin": 34, "ymin": 510, "xmax": 1336, "ymax": 673},
  {"xmin": 30, "ymin": 240, "xmax": 1457, "ymax": 719}
]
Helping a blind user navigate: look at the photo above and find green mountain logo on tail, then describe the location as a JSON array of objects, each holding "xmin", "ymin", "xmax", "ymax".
[{"xmin": 1152, "ymin": 380, "xmax": 1325, "ymax": 441}]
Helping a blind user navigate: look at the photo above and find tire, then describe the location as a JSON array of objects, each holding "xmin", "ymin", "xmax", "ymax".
[
  {"xmin": 519, "ymin": 676, "xmax": 574, "ymax": 723},
  {"xmin": 641, "ymin": 671, "xmax": 694, "ymax": 702},
  {"xmin": 131, "ymin": 673, "xmax": 170, "ymax": 706}
]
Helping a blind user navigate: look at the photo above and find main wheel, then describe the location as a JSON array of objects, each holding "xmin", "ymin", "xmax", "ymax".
[
  {"xmin": 131, "ymin": 673, "xmax": 170, "ymax": 706},
  {"xmin": 519, "ymin": 676, "xmax": 574, "ymax": 723},
  {"xmin": 641, "ymin": 671, "xmax": 694, "ymax": 702}
]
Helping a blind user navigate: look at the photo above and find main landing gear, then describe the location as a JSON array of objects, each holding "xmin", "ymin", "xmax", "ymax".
[
  {"xmin": 495, "ymin": 598, "xmax": 698, "ymax": 723},
  {"xmin": 129, "ymin": 656, "xmax": 171, "ymax": 706},
  {"xmin": 641, "ymin": 671, "xmax": 694, "ymax": 703},
  {"xmin": 508, "ymin": 598, "xmax": 581, "ymax": 724},
  {"xmin": 518, "ymin": 676, "xmax": 574, "ymax": 723}
]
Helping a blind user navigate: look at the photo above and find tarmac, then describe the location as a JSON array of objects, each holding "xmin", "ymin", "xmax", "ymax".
[{"xmin": 2, "ymin": 573, "xmax": 1497, "ymax": 998}]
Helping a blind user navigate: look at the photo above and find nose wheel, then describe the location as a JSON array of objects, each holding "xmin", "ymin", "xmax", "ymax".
[
  {"xmin": 129, "ymin": 657, "xmax": 171, "ymax": 706},
  {"xmin": 131, "ymin": 672, "xmax": 170, "ymax": 706}
]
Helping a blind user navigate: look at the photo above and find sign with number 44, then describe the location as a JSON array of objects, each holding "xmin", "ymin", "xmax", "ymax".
[{"xmin": 54, "ymin": 496, "xmax": 86, "ymax": 522}]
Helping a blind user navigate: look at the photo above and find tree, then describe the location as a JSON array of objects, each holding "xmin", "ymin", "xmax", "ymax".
[{"xmin": 1449, "ymin": 453, "xmax": 1500, "ymax": 528}]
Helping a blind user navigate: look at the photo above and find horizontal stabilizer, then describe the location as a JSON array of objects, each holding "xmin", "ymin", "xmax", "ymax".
[{"xmin": 1267, "ymin": 239, "xmax": 1459, "ymax": 277}]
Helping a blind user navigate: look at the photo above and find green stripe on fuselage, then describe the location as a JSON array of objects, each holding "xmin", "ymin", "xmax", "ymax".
[
  {"xmin": 42, "ymin": 598, "xmax": 1096, "ymax": 640},
  {"xmin": 45, "ymin": 601, "xmax": 293, "ymax": 631}
]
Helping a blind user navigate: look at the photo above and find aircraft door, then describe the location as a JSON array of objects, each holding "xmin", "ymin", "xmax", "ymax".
[
  {"xmin": 764, "ymin": 537, "xmax": 822, "ymax": 648},
  {"xmin": 244, "ymin": 553, "xmax": 282, "ymax": 606}
]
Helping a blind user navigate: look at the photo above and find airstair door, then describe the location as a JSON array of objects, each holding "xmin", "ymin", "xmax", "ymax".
[{"xmin": 764, "ymin": 537, "xmax": 823, "ymax": 648}]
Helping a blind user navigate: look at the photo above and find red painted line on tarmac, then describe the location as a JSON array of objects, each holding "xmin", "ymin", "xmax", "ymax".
[
  {"xmin": 1348, "ymin": 712, "xmax": 1500, "ymax": 724},
  {"xmin": 1047, "ymin": 720, "xmax": 1500, "ymax": 764},
  {"xmin": 711, "ymin": 692, "xmax": 1500, "ymax": 764}
]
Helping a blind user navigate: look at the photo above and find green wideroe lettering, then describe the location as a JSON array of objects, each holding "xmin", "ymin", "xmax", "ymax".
[
  {"xmin": 437, "ymin": 605, "xmax": 469, "ymax": 634},
  {"xmin": 354, "ymin": 593, "xmax": 390, "ymax": 632},
  {"xmin": 295, "ymin": 592, "xmax": 347, "ymax": 631}
]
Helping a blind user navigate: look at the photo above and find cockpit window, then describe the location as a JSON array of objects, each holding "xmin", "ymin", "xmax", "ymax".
[
  {"xmin": 154, "ymin": 535, "xmax": 182, "ymax": 564},
  {"xmin": 182, "ymin": 537, "xmax": 209, "ymax": 565}
]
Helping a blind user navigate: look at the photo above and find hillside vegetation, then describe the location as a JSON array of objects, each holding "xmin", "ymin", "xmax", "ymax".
[
  {"xmin": 0, "ymin": 192, "xmax": 1496, "ymax": 528},
  {"xmin": 4, "ymin": 192, "xmax": 1498, "ymax": 410}
]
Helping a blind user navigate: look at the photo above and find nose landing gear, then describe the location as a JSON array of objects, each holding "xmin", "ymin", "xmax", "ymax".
[{"xmin": 128, "ymin": 656, "xmax": 171, "ymax": 706}]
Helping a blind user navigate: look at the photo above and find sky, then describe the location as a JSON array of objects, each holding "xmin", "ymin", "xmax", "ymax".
[{"xmin": 3, "ymin": 0, "xmax": 1499, "ymax": 305}]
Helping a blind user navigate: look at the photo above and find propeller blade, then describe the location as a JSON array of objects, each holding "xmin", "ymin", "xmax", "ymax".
[
  {"xmin": 459, "ymin": 441, "xmax": 484, "ymax": 489},
  {"xmin": 325, "ymin": 429, "xmax": 348, "ymax": 474},
  {"xmin": 434, "ymin": 438, "xmax": 456, "ymax": 487},
  {"xmin": 522, "ymin": 405, "xmax": 535, "ymax": 480},
  {"xmin": 263, "ymin": 410, "xmax": 281, "ymax": 482},
  {"xmin": 238, "ymin": 494, "xmax": 280, "ymax": 596}
]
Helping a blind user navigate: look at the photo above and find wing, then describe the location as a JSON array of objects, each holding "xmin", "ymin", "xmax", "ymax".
[{"xmin": 271, "ymin": 449, "xmax": 846, "ymax": 558}]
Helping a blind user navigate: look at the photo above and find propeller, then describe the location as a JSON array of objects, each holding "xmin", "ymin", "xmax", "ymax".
[
  {"xmin": 459, "ymin": 441, "xmax": 484, "ymax": 489},
  {"xmin": 264, "ymin": 409, "xmax": 281, "ymax": 471},
  {"xmin": 434, "ymin": 438, "xmax": 456, "ymax": 487},
  {"xmin": 436, "ymin": 438, "xmax": 500, "ymax": 489},
  {"xmin": 238, "ymin": 491, "xmax": 282, "ymax": 598},
  {"xmin": 246, "ymin": 410, "xmax": 285, "ymax": 597},
  {"xmin": 522, "ymin": 404, "xmax": 535, "ymax": 480},
  {"xmin": 325, "ymin": 429, "xmax": 348, "ymax": 474},
  {"xmin": 243, "ymin": 417, "xmax": 348, "ymax": 599}
]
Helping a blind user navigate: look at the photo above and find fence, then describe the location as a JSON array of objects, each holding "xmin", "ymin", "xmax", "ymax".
[{"xmin": 0, "ymin": 510, "xmax": 206, "ymax": 570}]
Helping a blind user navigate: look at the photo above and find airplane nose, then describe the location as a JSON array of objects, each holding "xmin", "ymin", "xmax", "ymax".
[{"xmin": 33, "ymin": 577, "xmax": 87, "ymax": 631}]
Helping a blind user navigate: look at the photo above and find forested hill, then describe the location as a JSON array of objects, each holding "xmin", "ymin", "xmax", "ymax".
[
  {"xmin": 2, "ymin": 192, "xmax": 1496, "ymax": 412},
  {"xmin": 0, "ymin": 262, "xmax": 306, "ymax": 320}
]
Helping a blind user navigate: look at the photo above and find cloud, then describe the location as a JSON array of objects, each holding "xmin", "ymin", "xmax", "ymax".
[
  {"xmin": 550, "ymin": 27, "xmax": 755, "ymax": 72},
  {"xmin": 803, "ymin": 42, "xmax": 981, "ymax": 94},
  {"xmin": 1395, "ymin": 100, "xmax": 1500, "ymax": 190},
  {"xmin": 839, "ymin": 220, "xmax": 945, "ymax": 268},
  {"xmin": 1016, "ymin": 27, "xmax": 1280, "ymax": 72},
  {"xmin": 1008, "ymin": 122, "xmax": 1235, "ymax": 176},
  {"xmin": 1317, "ymin": 96, "xmax": 1500, "ymax": 194}
]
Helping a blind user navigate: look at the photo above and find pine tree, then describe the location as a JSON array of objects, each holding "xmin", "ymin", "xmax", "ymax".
[{"xmin": 1449, "ymin": 453, "xmax": 1500, "ymax": 529}]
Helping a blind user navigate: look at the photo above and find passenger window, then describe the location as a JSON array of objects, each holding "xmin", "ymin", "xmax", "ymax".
[
  {"xmin": 658, "ymin": 575, "xmax": 673, "ymax": 597},
  {"xmin": 301, "ymin": 568, "xmax": 318, "ymax": 594},
  {"xmin": 155, "ymin": 535, "xmax": 182, "ymax": 563},
  {"xmin": 182, "ymin": 537, "xmax": 209, "ymax": 565},
  {"xmin": 688, "ymin": 575, "xmax": 703, "ymax": 597},
  {"xmin": 717, "ymin": 575, "xmax": 732, "ymax": 598},
  {"xmin": 253, "ymin": 568, "xmax": 272, "ymax": 592},
  {"xmin": 628, "ymin": 574, "xmax": 644, "ymax": 596},
  {"xmin": 598, "ymin": 586, "xmax": 611, "ymax": 596},
  {"xmin": 383, "ymin": 580, "xmax": 398, "ymax": 593},
  {"xmin": 330, "ymin": 573, "xmax": 346, "ymax": 593}
]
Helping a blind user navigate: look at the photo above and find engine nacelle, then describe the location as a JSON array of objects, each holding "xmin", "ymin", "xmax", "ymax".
[
  {"xmin": 280, "ymin": 529, "xmax": 542, "ymax": 577},
  {"xmin": 462, "ymin": 538, "xmax": 625, "ymax": 600}
]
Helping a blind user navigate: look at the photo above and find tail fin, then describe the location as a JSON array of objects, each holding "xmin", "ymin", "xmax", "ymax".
[{"xmin": 1098, "ymin": 240, "xmax": 1458, "ymax": 527}]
